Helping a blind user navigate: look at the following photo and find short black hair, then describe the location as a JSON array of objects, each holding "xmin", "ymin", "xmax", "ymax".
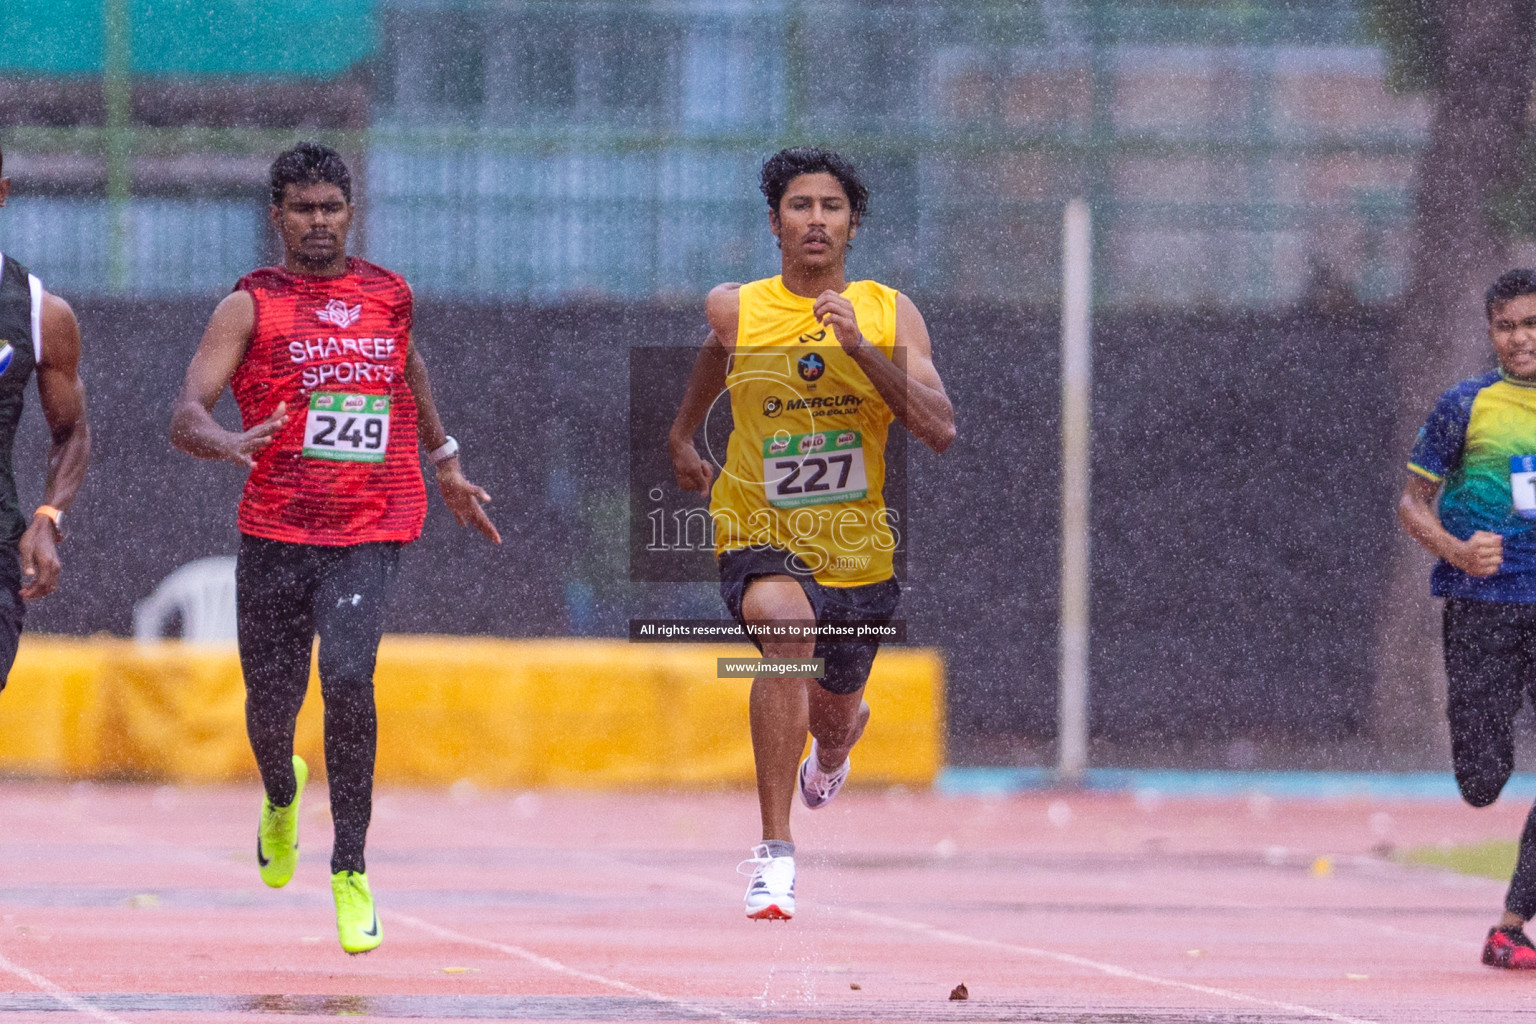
[
  {"xmin": 1486, "ymin": 269, "xmax": 1536, "ymax": 320},
  {"xmin": 269, "ymin": 142, "xmax": 351, "ymax": 207},
  {"xmin": 759, "ymin": 147, "xmax": 868, "ymax": 220}
]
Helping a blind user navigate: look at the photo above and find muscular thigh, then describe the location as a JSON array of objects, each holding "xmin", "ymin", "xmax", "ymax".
[{"xmin": 741, "ymin": 575, "xmax": 816, "ymax": 658}]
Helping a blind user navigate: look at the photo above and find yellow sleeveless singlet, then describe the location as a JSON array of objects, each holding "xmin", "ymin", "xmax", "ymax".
[{"xmin": 710, "ymin": 275, "xmax": 900, "ymax": 587}]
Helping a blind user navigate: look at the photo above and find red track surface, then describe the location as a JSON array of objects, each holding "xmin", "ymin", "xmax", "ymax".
[{"xmin": 0, "ymin": 781, "xmax": 1533, "ymax": 1022}]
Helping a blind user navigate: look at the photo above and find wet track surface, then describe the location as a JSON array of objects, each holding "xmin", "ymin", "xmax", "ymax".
[
  {"xmin": 0, "ymin": 783, "xmax": 1533, "ymax": 1023},
  {"xmin": 0, "ymin": 991, "xmax": 1370, "ymax": 1021}
]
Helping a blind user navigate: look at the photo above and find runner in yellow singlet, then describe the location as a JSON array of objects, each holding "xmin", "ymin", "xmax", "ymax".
[{"xmin": 668, "ymin": 148, "xmax": 955, "ymax": 919}]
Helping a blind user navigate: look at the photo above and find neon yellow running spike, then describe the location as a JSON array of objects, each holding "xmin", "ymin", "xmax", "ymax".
[
  {"xmin": 256, "ymin": 755, "xmax": 307, "ymax": 888},
  {"xmin": 331, "ymin": 870, "xmax": 382, "ymax": 954}
]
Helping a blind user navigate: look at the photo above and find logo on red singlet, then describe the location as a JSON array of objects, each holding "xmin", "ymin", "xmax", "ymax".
[{"xmin": 316, "ymin": 299, "xmax": 362, "ymax": 329}]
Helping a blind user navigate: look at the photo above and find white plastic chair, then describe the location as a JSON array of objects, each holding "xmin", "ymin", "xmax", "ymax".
[{"xmin": 132, "ymin": 556, "xmax": 238, "ymax": 643}]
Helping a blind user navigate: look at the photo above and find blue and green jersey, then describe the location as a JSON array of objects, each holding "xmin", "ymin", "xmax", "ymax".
[{"xmin": 1410, "ymin": 369, "xmax": 1536, "ymax": 601}]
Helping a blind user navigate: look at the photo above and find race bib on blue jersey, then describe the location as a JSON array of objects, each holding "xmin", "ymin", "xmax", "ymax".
[{"xmin": 1511, "ymin": 455, "xmax": 1536, "ymax": 519}]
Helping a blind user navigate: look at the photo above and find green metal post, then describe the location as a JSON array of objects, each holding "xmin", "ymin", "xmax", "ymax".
[
  {"xmin": 783, "ymin": 0, "xmax": 804, "ymax": 144},
  {"xmin": 103, "ymin": 0, "xmax": 132, "ymax": 293}
]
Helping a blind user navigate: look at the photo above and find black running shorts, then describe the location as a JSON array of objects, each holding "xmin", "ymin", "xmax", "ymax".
[{"xmin": 718, "ymin": 545, "xmax": 901, "ymax": 696}]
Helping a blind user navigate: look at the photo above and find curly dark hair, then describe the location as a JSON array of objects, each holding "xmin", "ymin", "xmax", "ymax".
[
  {"xmin": 269, "ymin": 142, "xmax": 352, "ymax": 207},
  {"xmin": 759, "ymin": 147, "xmax": 869, "ymax": 220}
]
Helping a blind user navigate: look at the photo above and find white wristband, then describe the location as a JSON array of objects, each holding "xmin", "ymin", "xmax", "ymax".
[{"xmin": 429, "ymin": 435, "xmax": 459, "ymax": 465}]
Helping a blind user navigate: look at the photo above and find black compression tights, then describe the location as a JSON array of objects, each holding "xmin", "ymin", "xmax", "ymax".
[
  {"xmin": 236, "ymin": 535, "xmax": 400, "ymax": 875},
  {"xmin": 1445, "ymin": 598, "xmax": 1536, "ymax": 919}
]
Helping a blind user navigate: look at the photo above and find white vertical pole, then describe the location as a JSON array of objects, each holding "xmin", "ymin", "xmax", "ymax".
[{"xmin": 1058, "ymin": 198, "xmax": 1092, "ymax": 786}]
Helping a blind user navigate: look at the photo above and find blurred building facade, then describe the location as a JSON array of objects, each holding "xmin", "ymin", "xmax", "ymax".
[{"xmin": 3, "ymin": 0, "xmax": 1426, "ymax": 306}]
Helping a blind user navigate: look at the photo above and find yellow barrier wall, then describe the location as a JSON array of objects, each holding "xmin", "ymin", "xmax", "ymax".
[{"xmin": 0, "ymin": 636, "xmax": 944, "ymax": 787}]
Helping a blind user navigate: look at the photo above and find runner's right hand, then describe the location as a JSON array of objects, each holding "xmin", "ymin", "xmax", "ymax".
[
  {"xmin": 225, "ymin": 401, "xmax": 288, "ymax": 468},
  {"xmin": 18, "ymin": 517, "xmax": 60, "ymax": 601},
  {"xmin": 1455, "ymin": 530, "xmax": 1504, "ymax": 577},
  {"xmin": 670, "ymin": 438, "xmax": 714, "ymax": 497}
]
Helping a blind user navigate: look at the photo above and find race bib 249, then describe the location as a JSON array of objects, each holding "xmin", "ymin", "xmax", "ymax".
[{"xmin": 302, "ymin": 392, "xmax": 390, "ymax": 463}]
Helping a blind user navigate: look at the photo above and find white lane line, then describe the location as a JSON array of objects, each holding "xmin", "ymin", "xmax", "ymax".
[
  {"xmin": 391, "ymin": 912, "xmax": 759, "ymax": 1024},
  {"xmin": 589, "ymin": 853, "xmax": 1382, "ymax": 1024},
  {"xmin": 837, "ymin": 905, "xmax": 1382, "ymax": 1024},
  {"xmin": 0, "ymin": 949, "xmax": 131, "ymax": 1024}
]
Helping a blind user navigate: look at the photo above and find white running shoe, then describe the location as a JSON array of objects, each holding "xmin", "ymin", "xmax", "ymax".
[
  {"xmin": 798, "ymin": 739, "xmax": 850, "ymax": 810},
  {"xmin": 739, "ymin": 844, "xmax": 795, "ymax": 920}
]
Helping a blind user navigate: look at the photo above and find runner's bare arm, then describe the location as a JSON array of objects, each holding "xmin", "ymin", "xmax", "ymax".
[
  {"xmin": 813, "ymin": 290, "xmax": 955, "ymax": 453},
  {"xmin": 169, "ymin": 290, "xmax": 288, "ymax": 467},
  {"xmin": 668, "ymin": 332, "xmax": 731, "ymax": 497},
  {"xmin": 403, "ymin": 336, "xmax": 500, "ymax": 545},
  {"xmin": 703, "ymin": 283, "xmax": 741, "ymax": 352},
  {"xmin": 1398, "ymin": 473, "xmax": 1503, "ymax": 576},
  {"xmin": 19, "ymin": 293, "xmax": 91, "ymax": 600},
  {"xmin": 668, "ymin": 284, "xmax": 741, "ymax": 496}
]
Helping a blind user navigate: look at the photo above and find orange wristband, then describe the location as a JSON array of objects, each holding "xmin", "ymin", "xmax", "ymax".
[{"xmin": 35, "ymin": 505, "xmax": 63, "ymax": 540}]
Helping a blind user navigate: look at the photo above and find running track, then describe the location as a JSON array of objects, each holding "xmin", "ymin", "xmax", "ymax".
[{"xmin": 0, "ymin": 781, "xmax": 1532, "ymax": 1023}]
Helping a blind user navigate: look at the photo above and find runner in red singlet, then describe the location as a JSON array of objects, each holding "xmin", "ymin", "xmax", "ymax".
[
  {"xmin": 169, "ymin": 143, "xmax": 498, "ymax": 955},
  {"xmin": 229, "ymin": 260, "xmax": 428, "ymax": 545}
]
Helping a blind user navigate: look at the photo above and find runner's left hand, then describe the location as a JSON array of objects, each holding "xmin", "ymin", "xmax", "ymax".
[
  {"xmin": 814, "ymin": 291, "xmax": 866, "ymax": 354},
  {"xmin": 18, "ymin": 517, "xmax": 60, "ymax": 600},
  {"xmin": 435, "ymin": 460, "xmax": 501, "ymax": 544}
]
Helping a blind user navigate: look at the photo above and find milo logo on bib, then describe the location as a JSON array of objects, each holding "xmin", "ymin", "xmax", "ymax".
[{"xmin": 762, "ymin": 429, "xmax": 868, "ymax": 509}]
